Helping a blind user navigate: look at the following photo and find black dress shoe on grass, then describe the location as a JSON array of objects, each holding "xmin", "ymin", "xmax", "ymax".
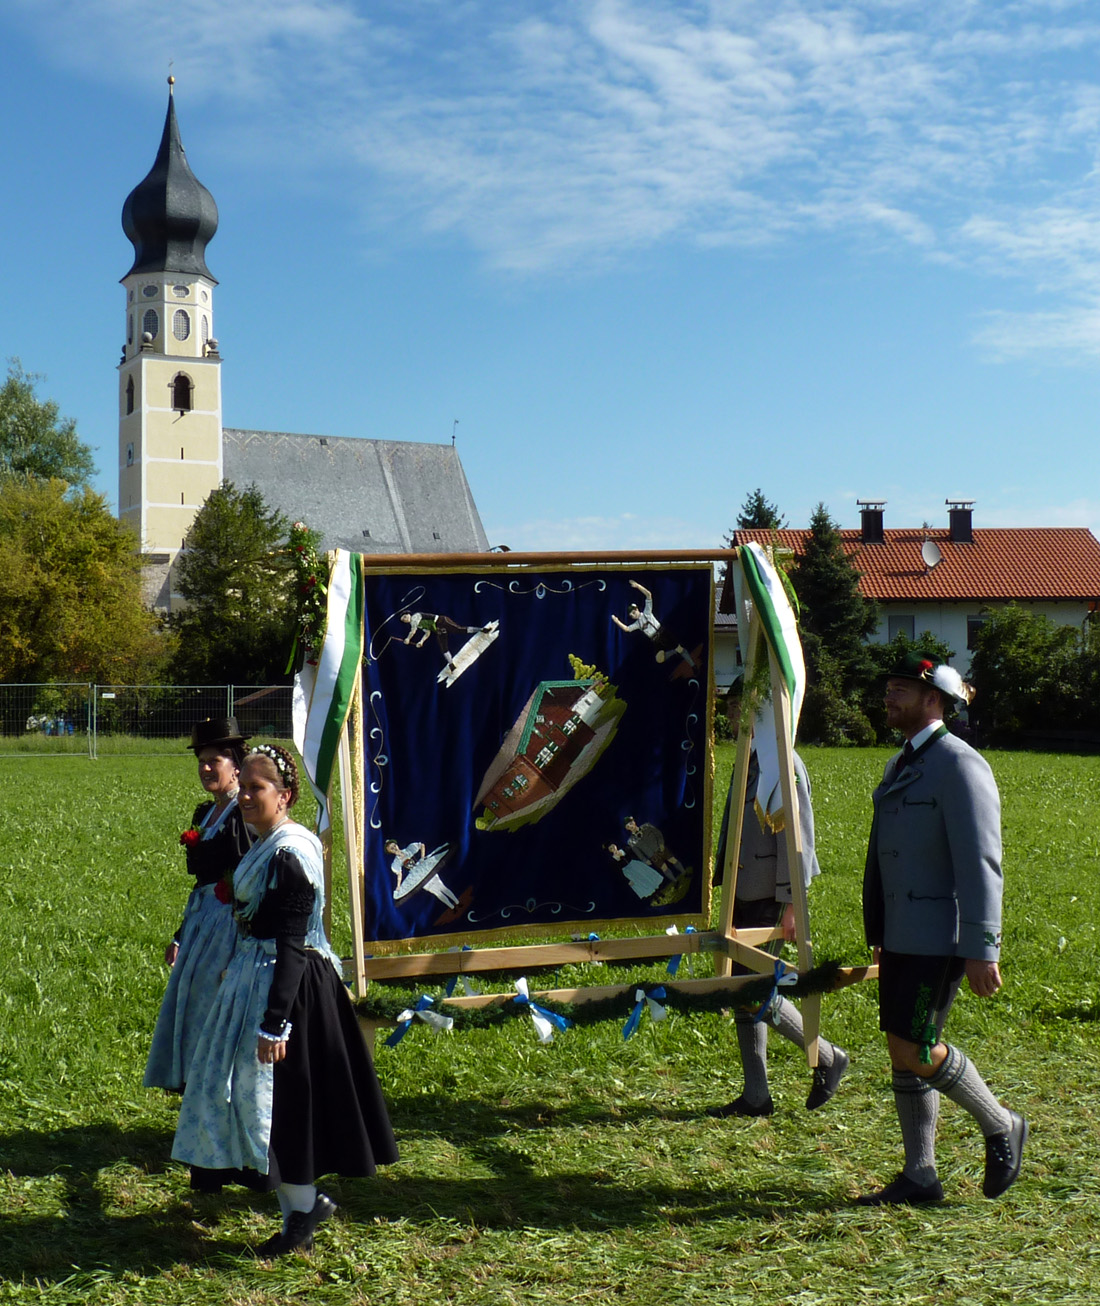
[
  {"xmin": 983, "ymin": 1112, "xmax": 1027, "ymax": 1198},
  {"xmin": 806, "ymin": 1048, "xmax": 850, "ymax": 1111},
  {"xmin": 282, "ymin": 1192, "xmax": 337, "ymax": 1254},
  {"xmin": 706, "ymin": 1095, "xmax": 774, "ymax": 1119},
  {"xmin": 856, "ymin": 1172, "xmax": 944, "ymax": 1206}
]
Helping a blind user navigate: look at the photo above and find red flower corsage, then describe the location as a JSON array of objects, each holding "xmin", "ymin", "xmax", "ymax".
[
  {"xmin": 180, "ymin": 828, "xmax": 202, "ymax": 848},
  {"xmin": 213, "ymin": 877, "xmax": 234, "ymax": 905}
]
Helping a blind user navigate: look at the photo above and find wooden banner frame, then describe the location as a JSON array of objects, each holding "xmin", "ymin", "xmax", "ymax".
[{"xmin": 322, "ymin": 548, "xmax": 872, "ymax": 1055}]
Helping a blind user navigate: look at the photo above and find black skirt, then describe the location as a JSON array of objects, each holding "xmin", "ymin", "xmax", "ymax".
[{"xmin": 268, "ymin": 952, "xmax": 399, "ymax": 1186}]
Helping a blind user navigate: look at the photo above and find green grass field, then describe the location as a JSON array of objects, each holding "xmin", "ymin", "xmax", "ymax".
[{"xmin": 1, "ymin": 747, "xmax": 1098, "ymax": 1304}]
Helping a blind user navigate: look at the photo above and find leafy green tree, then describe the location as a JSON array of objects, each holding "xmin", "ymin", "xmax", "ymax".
[
  {"xmin": 0, "ymin": 360, "xmax": 96, "ymax": 489},
  {"xmin": 968, "ymin": 604, "xmax": 1082, "ymax": 741},
  {"xmin": 169, "ymin": 482, "xmax": 294, "ymax": 684},
  {"xmin": 0, "ymin": 478, "xmax": 170, "ymax": 686},
  {"xmin": 790, "ymin": 503, "xmax": 879, "ymax": 744},
  {"xmin": 735, "ymin": 488, "xmax": 786, "ymax": 531}
]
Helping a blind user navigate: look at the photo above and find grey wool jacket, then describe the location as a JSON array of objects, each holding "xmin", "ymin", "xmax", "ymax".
[
  {"xmin": 863, "ymin": 730, "xmax": 1003, "ymax": 961},
  {"xmin": 716, "ymin": 750, "xmax": 821, "ymax": 902}
]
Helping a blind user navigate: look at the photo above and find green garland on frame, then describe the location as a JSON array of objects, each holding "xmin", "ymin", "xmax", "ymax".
[
  {"xmin": 285, "ymin": 520, "xmax": 327, "ymax": 672},
  {"xmin": 355, "ymin": 959, "xmax": 843, "ymax": 1032}
]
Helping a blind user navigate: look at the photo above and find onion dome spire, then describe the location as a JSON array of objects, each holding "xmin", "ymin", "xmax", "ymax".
[{"xmin": 121, "ymin": 78, "xmax": 218, "ymax": 280}]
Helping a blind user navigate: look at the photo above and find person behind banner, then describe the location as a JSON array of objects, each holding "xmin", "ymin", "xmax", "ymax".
[
  {"xmin": 707, "ymin": 699, "xmax": 848, "ymax": 1118},
  {"xmin": 144, "ymin": 718, "xmax": 251, "ymax": 1112},
  {"xmin": 172, "ymin": 744, "xmax": 398, "ymax": 1256},
  {"xmin": 857, "ymin": 655, "xmax": 1025, "ymax": 1206}
]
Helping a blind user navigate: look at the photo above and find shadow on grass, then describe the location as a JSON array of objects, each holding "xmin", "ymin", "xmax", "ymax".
[
  {"xmin": 0, "ymin": 1096, "xmax": 854, "ymax": 1284},
  {"xmin": 387, "ymin": 1085, "xmax": 752, "ymax": 1135},
  {"xmin": 1040, "ymin": 1003, "xmax": 1100, "ymax": 1024},
  {"xmin": 0, "ymin": 1121, "xmax": 268, "ymax": 1281}
]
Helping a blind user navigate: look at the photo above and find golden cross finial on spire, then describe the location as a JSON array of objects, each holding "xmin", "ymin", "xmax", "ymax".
[{"xmin": 168, "ymin": 61, "xmax": 175, "ymax": 92}]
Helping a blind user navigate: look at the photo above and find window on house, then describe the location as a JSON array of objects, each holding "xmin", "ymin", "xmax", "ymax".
[
  {"xmin": 142, "ymin": 308, "xmax": 158, "ymax": 340},
  {"xmin": 173, "ymin": 309, "xmax": 190, "ymax": 341},
  {"xmin": 967, "ymin": 616, "xmax": 989, "ymax": 650},
  {"xmin": 125, "ymin": 377, "xmax": 134, "ymax": 415},
  {"xmin": 888, "ymin": 615, "xmax": 915, "ymax": 641}
]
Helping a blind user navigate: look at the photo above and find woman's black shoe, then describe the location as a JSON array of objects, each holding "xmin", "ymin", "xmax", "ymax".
[{"xmin": 282, "ymin": 1193, "xmax": 338, "ymax": 1254}]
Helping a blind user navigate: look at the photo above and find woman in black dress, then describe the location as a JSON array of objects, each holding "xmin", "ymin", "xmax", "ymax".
[{"xmin": 172, "ymin": 744, "xmax": 398, "ymax": 1256}]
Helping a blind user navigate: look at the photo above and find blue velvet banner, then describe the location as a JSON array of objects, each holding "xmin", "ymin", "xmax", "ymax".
[{"xmin": 360, "ymin": 565, "xmax": 713, "ymax": 944}]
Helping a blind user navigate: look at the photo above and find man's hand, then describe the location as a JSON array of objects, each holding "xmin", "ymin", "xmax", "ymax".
[
  {"xmin": 780, "ymin": 903, "xmax": 797, "ymax": 942},
  {"xmin": 965, "ymin": 958, "xmax": 1002, "ymax": 997}
]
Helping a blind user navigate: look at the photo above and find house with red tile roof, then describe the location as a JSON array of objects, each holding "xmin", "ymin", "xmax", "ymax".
[{"xmin": 729, "ymin": 500, "xmax": 1100, "ymax": 674}]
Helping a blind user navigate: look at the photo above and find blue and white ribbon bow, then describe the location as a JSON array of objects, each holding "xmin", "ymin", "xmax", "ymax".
[
  {"xmin": 622, "ymin": 986, "xmax": 668, "ymax": 1040},
  {"xmin": 753, "ymin": 959, "xmax": 799, "ymax": 1024},
  {"xmin": 444, "ymin": 945, "xmax": 481, "ymax": 998},
  {"xmin": 666, "ymin": 924, "xmax": 697, "ymax": 977},
  {"xmin": 385, "ymin": 994, "xmax": 454, "ymax": 1047},
  {"xmin": 513, "ymin": 977, "xmax": 572, "ymax": 1044}
]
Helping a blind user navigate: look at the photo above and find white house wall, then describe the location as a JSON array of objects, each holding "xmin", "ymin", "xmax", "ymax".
[{"xmin": 872, "ymin": 601, "xmax": 1092, "ymax": 672}]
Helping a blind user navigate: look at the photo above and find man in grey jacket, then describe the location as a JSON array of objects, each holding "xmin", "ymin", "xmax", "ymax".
[{"xmin": 859, "ymin": 654, "xmax": 1026, "ymax": 1205}]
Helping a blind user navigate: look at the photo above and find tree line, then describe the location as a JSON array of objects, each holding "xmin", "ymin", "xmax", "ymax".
[
  {"xmin": 0, "ymin": 361, "xmax": 296, "ymax": 689},
  {"xmin": 3, "ymin": 365, "xmax": 1096, "ymax": 746}
]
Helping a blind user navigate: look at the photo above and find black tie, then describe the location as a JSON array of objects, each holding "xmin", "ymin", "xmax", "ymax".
[{"xmin": 901, "ymin": 741, "xmax": 915, "ymax": 769}]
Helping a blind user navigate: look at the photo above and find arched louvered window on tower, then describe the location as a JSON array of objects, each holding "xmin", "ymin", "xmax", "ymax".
[
  {"xmin": 173, "ymin": 309, "xmax": 190, "ymax": 341},
  {"xmin": 125, "ymin": 376, "xmax": 135, "ymax": 415},
  {"xmin": 142, "ymin": 308, "xmax": 158, "ymax": 341},
  {"xmin": 171, "ymin": 373, "xmax": 193, "ymax": 413}
]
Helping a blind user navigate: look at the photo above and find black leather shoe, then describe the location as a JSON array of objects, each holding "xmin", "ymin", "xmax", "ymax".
[
  {"xmin": 255, "ymin": 1229, "xmax": 304, "ymax": 1258},
  {"xmin": 856, "ymin": 1172, "xmax": 944, "ymax": 1206},
  {"xmin": 706, "ymin": 1095, "xmax": 774, "ymax": 1119},
  {"xmin": 282, "ymin": 1193, "xmax": 337, "ymax": 1254},
  {"xmin": 983, "ymin": 1112, "xmax": 1027, "ymax": 1198},
  {"xmin": 806, "ymin": 1048, "xmax": 850, "ymax": 1111}
]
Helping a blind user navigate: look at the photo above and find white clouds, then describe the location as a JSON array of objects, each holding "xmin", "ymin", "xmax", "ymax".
[{"xmin": 11, "ymin": 0, "xmax": 1100, "ymax": 352}]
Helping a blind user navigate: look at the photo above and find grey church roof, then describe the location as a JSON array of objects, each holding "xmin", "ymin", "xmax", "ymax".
[
  {"xmin": 121, "ymin": 83, "xmax": 218, "ymax": 281},
  {"xmin": 222, "ymin": 429, "xmax": 490, "ymax": 555}
]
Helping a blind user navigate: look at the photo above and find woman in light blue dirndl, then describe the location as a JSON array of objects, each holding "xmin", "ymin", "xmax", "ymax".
[
  {"xmin": 172, "ymin": 745, "xmax": 397, "ymax": 1258},
  {"xmin": 144, "ymin": 718, "xmax": 252, "ymax": 1094}
]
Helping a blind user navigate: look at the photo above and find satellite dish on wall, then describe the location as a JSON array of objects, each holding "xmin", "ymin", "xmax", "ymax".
[{"xmin": 921, "ymin": 539, "xmax": 943, "ymax": 572}]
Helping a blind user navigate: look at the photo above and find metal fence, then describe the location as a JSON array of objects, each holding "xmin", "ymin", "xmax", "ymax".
[{"xmin": 0, "ymin": 684, "xmax": 294, "ymax": 758}]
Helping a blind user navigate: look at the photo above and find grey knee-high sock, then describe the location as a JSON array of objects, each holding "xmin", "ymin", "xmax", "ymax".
[
  {"xmin": 893, "ymin": 1070, "xmax": 940, "ymax": 1185},
  {"xmin": 734, "ymin": 1013, "xmax": 771, "ymax": 1105},
  {"xmin": 769, "ymin": 997, "xmax": 834, "ymax": 1066},
  {"xmin": 927, "ymin": 1044, "xmax": 1011, "ymax": 1137}
]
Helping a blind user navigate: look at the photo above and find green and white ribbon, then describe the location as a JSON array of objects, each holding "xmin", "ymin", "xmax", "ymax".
[
  {"xmin": 292, "ymin": 549, "xmax": 365, "ymax": 833},
  {"xmin": 733, "ymin": 542, "xmax": 805, "ymax": 831}
]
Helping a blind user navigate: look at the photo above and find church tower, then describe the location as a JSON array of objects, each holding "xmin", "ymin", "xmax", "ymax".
[{"xmin": 119, "ymin": 77, "xmax": 222, "ymax": 609}]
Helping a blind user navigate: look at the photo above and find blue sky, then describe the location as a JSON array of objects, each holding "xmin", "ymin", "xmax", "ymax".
[{"xmin": 2, "ymin": 0, "xmax": 1100, "ymax": 550}]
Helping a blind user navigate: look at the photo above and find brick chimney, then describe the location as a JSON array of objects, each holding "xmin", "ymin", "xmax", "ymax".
[
  {"xmin": 857, "ymin": 500, "xmax": 886, "ymax": 544},
  {"xmin": 946, "ymin": 499, "xmax": 974, "ymax": 543}
]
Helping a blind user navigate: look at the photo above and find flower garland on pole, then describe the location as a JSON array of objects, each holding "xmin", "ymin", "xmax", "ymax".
[{"xmin": 285, "ymin": 521, "xmax": 328, "ymax": 672}]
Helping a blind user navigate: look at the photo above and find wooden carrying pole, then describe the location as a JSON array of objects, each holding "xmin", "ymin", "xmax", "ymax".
[{"xmin": 714, "ymin": 606, "xmax": 763, "ymax": 975}]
